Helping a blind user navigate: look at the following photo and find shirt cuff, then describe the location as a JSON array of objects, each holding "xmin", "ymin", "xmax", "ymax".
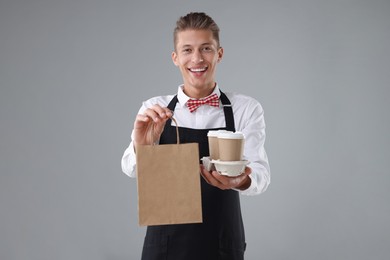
[
  {"xmin": 233, "ymin": 175, "xmax": 257, "ymax": 195},
  {"xmin": 121, "ymin": 141, "xmax": 137, "ymax": 178}
]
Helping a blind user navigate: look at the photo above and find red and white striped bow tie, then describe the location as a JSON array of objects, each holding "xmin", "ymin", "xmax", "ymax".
[{"xmin": 186, "ymin": 93, "xmax": 220, "ymax": 113}]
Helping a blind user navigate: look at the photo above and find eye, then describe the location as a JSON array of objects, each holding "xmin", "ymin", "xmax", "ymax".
[
  {"xmin": 202, "ymin": 46, "xmax": 213, "ymax": 52},
  {"xmin": 182, "ymin": 48, "xmax": 192, "ymax": 54}
]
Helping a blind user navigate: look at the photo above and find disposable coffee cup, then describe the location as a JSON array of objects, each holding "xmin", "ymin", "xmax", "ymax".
[
  {"xmin": 217, "ymin": 132, "xmax": 245, "ymax": 161},
  {"xmin": 207, "ymin": 130, "xmax": 231, "ymax": 160}
]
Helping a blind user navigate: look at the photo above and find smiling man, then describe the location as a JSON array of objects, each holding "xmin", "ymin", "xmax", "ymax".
[{"xmin": 122, "ymin": 12, "xmax": 270, "ymax": 260}]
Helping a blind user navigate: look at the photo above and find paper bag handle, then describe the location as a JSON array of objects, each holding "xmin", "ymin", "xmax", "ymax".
[
  {"xmin": 171, "ymin": 117, "xmax": 180, "ymax": 144},
  {"xmin": 150, "ymin": 116, "xmax": 180, "ymax": 145}
]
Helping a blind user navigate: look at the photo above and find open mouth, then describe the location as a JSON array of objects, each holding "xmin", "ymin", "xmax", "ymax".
[{"xmin": 188, "ymin": 67, "xmax": 208, "ymax": 73}]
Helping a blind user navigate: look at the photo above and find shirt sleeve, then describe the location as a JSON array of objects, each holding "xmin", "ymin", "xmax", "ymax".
[
  {"xmin": 235, "ymin": 98, "xmax": 271, "ymax": 196},
  {"xmin": 121, "ymin": 139, "xmax": 137, "ymax": 178},
  {"xmin": 120, "ymin": 102, "xmax": 149, "ymax": 178}
]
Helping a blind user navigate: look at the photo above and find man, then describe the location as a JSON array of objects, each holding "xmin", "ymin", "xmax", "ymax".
[{"xmin": 122, "ymin": 12, "xmax": 270, "ymax": 260}]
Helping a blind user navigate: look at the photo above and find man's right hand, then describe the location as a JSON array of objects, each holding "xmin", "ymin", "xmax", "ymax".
[{"xmin": 133, "ymin": 104, "xmax": 173, "ymax": 147}]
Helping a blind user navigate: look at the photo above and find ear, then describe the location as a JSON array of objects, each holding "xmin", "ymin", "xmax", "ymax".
[
  {"xmin": 217, "ymin": 47, "xmax": 224, "ymax": 63},
  {"xmin": 172, "ymin": 51, "xmax": 179, "ymax": 66}
]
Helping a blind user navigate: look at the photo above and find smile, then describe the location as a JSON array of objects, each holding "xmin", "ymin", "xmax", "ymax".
[{"xmin": 188, "ymin": 67, "xmax": 208, "ymax": 72}]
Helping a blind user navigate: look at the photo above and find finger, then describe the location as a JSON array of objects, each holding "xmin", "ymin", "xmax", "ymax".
[
  {"xmin": 201, "ymin": 167, "xmax": 226, "ymax": 189},
  {"xmin": 165, "ymin": 109, "xmax": 173, "ymax": 118},
  {"xmin": 135, "ymin": 113, "xmax": 150, "ymax": 123},
  {"xmin": 211, "ymin": 171, "xmax": 233, "ymax": 186},
  {"xmin": 244, "ymin": 166, "xmax": 252, "ymax": 175},
  {"xmin": 200, "ymin": 166, "xmax": 213, "ymax": 184},
  {"xmin": 211, "ymin": 171, "xmax": 248, "ymax": 189},
  {"xmin": 150, "ymin": 105, "xmax": 173, "ymax": 119},
  {"xmin": 143, "ymin": 108, "xmax": 161, "ymax": 123},
  {"xmin": 199, "ymin": 165, "xmax": 211, "ymax": 185},
  {"xmin": 209, "ymin": 171, "xmax": 231, "ymax": 190},
  {"xmin": 133, "ymin": 114, "xmax": 151, "ymax": 132}
]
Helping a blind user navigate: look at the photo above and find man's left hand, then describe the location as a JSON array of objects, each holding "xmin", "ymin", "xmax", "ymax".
[{"xmin": 200, "ymin": 165, "xmax": 252, "ymax": 191}]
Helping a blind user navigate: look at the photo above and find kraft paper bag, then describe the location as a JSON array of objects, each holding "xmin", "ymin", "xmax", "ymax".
[{"xmin": 135, "ymin": 118, "xmax": 202, "ymax": 226}]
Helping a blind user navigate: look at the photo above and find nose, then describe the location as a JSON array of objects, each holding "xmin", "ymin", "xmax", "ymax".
[{"xmin": 191, "ymin": 50, "xmax": 204, "ymax": 63}]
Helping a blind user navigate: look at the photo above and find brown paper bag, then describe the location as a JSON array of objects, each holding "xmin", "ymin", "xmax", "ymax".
[{"xmin": 135, "ymin": 118, "xmax": 202, "ymax": 226}]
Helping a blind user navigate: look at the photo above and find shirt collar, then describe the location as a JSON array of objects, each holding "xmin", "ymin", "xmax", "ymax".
[{"xmin": 177, "ymin": 84, "xmax": 221, "ymax": 108}]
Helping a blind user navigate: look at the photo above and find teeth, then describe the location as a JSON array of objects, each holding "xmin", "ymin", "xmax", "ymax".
[{"xmin": 190, "ymin": 67, "xmax": 207, "ymax": 72}]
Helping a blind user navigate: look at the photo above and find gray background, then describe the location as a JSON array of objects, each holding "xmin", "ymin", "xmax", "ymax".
[{"xmin": 1, "ymin": 0, "xmax": 389, "ymax": 259}]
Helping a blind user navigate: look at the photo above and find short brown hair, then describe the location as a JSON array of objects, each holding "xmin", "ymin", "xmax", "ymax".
[{"xmin": 173, "ymin": 12, "xmax": 220, "ymax": 50}]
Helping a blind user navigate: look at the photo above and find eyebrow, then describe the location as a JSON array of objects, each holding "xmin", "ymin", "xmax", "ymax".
[{"xmin": 180, "ymin": 43, "xmax": 213, "ymax": 49}]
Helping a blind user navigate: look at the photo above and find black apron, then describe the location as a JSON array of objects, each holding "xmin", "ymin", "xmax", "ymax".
[{"xmin": 141, "ymin": 91, "xmax": 246, "ymax": 260}]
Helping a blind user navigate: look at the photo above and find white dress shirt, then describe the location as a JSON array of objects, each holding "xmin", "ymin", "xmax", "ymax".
[{"xmin": 121, "ymin": 85, "xmax": 270, "ymax": 196}]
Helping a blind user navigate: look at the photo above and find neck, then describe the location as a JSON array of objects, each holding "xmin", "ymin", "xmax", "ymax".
[{"xmin": 183, "ymin": 82, "xmax": 216, "ymax": 99}]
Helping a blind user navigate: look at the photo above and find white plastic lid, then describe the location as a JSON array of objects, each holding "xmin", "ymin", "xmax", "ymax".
[
  {"xmin": 207, "ymin": 130, "xmax": 232, "ymax": 137},
  {"xmin": 217, "ymin": 131, "xmax": 245, "ymax": 139}
]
